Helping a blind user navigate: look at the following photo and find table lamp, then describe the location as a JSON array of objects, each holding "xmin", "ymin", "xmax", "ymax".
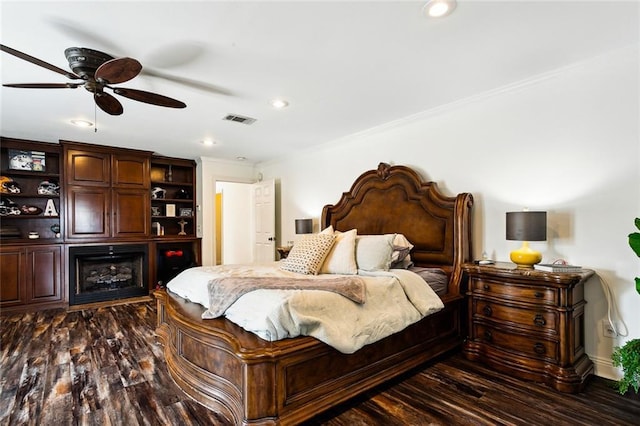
[
  {"xmin": 506, "ymin": 211, "xmax": 547, "ymax": 268},
  {"xmin": 295, "ymin": 218, "xmax": 313, "ymax": 235}
]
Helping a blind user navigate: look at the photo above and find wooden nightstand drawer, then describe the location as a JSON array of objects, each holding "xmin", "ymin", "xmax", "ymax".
[
  {"xmin": 474, "ymin": 324, "xmax": 558, "ymax": 362},
  {"xmin": 472, "ymin": 299, "xmax": 557, "ymax": 332},
  {"xmin": 471, "ymin": 278, "xmax": 557, "ymax": 305},
  {"xmin": 463, "ymin": 262, "xmax": 594, "ymax": 393}
]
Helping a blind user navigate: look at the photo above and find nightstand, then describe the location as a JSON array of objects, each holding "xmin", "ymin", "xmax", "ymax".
[
  {"xmin": 462, "ymin": 262, "xmax": 595, "ymax": 393},
  {"xmin": 276, "ymin": 246, "xmax": 292, "ymax": 260}
]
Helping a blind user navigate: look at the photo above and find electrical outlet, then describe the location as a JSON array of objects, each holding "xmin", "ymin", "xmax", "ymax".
[{"xmin": 601, "ymin": 320, "xmax": 617, "ymax": 338}]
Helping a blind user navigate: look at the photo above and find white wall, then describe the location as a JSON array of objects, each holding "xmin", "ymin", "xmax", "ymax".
[{"xmin": 257, "ymin": 45, "xmax": 639, "ymax": 379}]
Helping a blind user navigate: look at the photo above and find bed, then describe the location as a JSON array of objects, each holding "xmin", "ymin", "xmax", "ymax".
[{"xmin": 154, "ymin": 162, "xmax": 473, "ymax": 425}]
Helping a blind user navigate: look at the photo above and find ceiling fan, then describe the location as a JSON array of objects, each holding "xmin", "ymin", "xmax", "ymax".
[{"xmin": 1, "ymin": 44, "xmax": 186, "ymax": 116}]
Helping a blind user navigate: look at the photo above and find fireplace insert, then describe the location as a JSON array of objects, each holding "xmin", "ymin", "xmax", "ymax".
[{"xmin": 69, "ymin": 244, "xmax": 149, "ymax": 305}]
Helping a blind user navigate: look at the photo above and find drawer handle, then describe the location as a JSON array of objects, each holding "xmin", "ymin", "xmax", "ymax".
[
  {"xmin": 484, "ymin": 330, "xmax": 493, "ymax": 342},
  {"xmin": 533, "ymin": 314, "xmax": 546, "ymax": 327},
  {"xmin": 534, "ymin": 291, "xmax": 544, "ymax": 298},
  {"xmin": 483, "ymin": 284, "xmax": 490, "ymax": 291},
  {"xmin": 483, "ymin": 305, "xmax": 493, "ymax": 316},
  {"xmin": 533, "ymin": 343, "xmax": 546, "ymax": 355}
]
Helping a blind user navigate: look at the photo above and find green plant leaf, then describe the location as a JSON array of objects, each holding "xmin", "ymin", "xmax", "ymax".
[
  {"xmin": 612, "ymin": 339, "xmax": 640, "ymax": 395},
  {"xmin": 636, "ymin": 277, "xmax": 640, "ymax": 296},
  {"xmin": 630, "ymin": 231, "xmax": 640, "ymax": 258}
]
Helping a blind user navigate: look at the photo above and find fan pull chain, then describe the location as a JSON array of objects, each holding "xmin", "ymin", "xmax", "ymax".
[{"xmin": 94, "ymin": 102, "xmax": 98, "ymax": 133}]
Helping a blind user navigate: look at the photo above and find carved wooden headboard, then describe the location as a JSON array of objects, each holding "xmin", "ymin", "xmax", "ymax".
[{"xmin": 321, "ymin": 162, "xmax": 473, "ymax": 299}]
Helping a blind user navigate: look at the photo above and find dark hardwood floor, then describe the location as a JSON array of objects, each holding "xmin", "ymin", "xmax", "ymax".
[{"xmin": 1, "ymin": 301, "xmax": 638, "ymax": 426}]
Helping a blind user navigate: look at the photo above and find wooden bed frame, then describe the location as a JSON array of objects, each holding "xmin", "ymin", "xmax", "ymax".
[{"xmin": 154, "ymin": 163, "xmax": 473, "ymax": 425}]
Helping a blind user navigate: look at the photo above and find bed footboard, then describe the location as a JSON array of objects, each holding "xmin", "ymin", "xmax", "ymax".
[{"xmin": 155, "ymin": 289, "xmax": 464, "ymax": 425}]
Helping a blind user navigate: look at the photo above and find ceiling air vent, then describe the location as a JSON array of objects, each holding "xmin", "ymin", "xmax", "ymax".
[{"xmin": 222, "ymin": 114, "xmax": 257, "ymax": 125}]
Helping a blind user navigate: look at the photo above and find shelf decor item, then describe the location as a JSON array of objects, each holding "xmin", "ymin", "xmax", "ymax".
[
  {"xmin": 178, "ymin": 219, "xmax": 188, "ymax": 236},
  {"xmin": 8, "ymin": 149, "xmax": 46, "ymax": 171},
  {"xmin": 0, "ymin": 176, "xmax": 21, "ymax": 194},
  {"xmin": 151, "ymin": 186, "xmax": 166, "ymax": 199},
  {"xmin": 166, "ymin": 204, "xmax": 176, "ymax": 217},
  {"xmin": 37, "ymin": 180, "xmax": 59, "ymax": 195},
  {"xmin": 43, "ymin": 199, "xmax": 58, "ymax": 216},
  {"xmin": 179, "ymin": 207, "xmax": 192, "ymax": 217}
]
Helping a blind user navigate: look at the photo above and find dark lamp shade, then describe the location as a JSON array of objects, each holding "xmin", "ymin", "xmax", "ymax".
[
  {"xmin": 295, "ymin": 218, "xmax": 313, "ymax": 234},
  {"xmin": 506, "ymin": 211, "xmax": 547, "ymax": 241}
]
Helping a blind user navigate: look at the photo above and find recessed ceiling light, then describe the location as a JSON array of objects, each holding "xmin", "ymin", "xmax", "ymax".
[
  {"xmin": 201, "ymin": 139, "xmax": 216, "ymax": 146},
  {"xmin": 423, "ymin": 0, "xmax": 456, "ymax": 18},
  {"xmin": 271, "ymin": 99, "xmax": 289, "ymax": 109},
  {"xmin": 236, "ymin": 156, "xmax": 247, "ymax": 161},
  {"xmin": 70, "ymin": 119, "xmax": 93, "ymax": 128}
]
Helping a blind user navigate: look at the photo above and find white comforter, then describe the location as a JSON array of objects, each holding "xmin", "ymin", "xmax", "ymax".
[{"xmin": 166, "ymin": 263, "xmax": 444, "ymax": 354}]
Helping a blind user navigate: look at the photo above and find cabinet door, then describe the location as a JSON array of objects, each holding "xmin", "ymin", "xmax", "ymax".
[
  {"xmin": 66, "ymin": 149, "xmax": 110, "ymax": 186},
  {"xmin": 26, "ymin": 245, "xmax": 63, "ymax": 302},
  {"xmin": 0, "ymin": 247, "xmax": 26, "ymax": 307},
  {"xmin": 112, "ymin": 154, "xmax": 150, "ymax": 188},
  {"xmin": 67, "ymin": 186, "xmax": 110, "ymax": 238},
  {"xmin": 112, "ymin": 188, "xmax": 150, "ymax": 237}
]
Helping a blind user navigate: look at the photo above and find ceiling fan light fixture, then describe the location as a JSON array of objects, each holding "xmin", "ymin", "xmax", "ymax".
[
  {"xmin": 70, "ymin": 119, "xmax": 93, "ymax": 128},
  {"xmin": 201, "ymin": 139, "xmax": 216, "ymax": 146},
  {"xmin": 423, "ymin": 0, "xmax": 456, "ymax": 18}
]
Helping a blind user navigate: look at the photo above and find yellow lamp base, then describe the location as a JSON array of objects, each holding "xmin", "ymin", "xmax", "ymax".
[{"xmin": 510, "ymin": 241, "xmax": 542, "ymax": 269}]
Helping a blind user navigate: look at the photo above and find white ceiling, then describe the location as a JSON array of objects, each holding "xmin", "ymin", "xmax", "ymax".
[{"xmin": 1, "ymin": 1, "xmax": 638, "ymax": 163}]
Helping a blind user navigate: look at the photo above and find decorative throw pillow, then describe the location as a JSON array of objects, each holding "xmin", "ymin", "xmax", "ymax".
[
  {"xmin": 355, "ymin": 234, "xmax": 395, "ymax": 271},
  {"xmin": 320, "ymin": 229, "xmax": 358, "ymax": 275},
  {"xmin": 280, "ymin": 233, "xmax": 336, "ymax": 275}
]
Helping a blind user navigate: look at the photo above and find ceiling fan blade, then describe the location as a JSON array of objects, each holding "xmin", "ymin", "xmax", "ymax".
[
  {"xmin": 3, "ymin": 82, "xmax": 83, "ymax": 89},
  {"xmin": 142, "ymin": 68, "xmax": 232, "ymax": 96},
  {"xmin": 113, "ymin": 88, "xmax": 186, "ymax": 109},
  {"xmin": 1, "ymin": 44, "xmax": 82, "ymax": 80},
  {"xmin": 94, "ymin": 92, "xmax": 123, "ymax": 116},
  {"xmin": 95, "ymin": 57, "xmax": 142, "ymax": 84}
]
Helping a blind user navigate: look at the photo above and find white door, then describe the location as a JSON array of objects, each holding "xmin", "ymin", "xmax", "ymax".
[{"xmin": 253, "ymin": 179, "xmax": 276, "ymax": 262}]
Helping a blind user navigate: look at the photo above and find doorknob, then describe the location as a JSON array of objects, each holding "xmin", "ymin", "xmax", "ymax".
[{"xmin": 268, "ymin": 237, "xmax": 275, "ymax": 241}]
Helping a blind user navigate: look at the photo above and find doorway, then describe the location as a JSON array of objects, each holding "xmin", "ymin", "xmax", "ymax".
[{"xmin": 215, "ymin": 181, "xmax": 253, "ymax": 264}]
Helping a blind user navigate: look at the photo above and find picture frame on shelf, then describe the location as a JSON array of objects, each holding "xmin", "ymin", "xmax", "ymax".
[
  {"xmin": 8, "ymin": 149, "xmax": 46, "ymax": 171},
  {"xmin": 166, "ymin": 204, "xmax": 176, "ymax": 217},
  {"xmin": 179, "ymin": 207, "xmax": 192, "ymax": 217}
]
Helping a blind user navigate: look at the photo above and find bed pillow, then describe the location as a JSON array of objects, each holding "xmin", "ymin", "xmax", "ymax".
[
  {"xmin": 390, "ymin": 233, "xmax": 414, "ymax": 267},
  {"xmin": 320, "ymin": 225, "xmax": 334, "ymax": 235},
  {"xmin": 320, "ymin": 229, "xmax": 358, "ymax": 275},
  {"xmin": 391, "ymin": 257, "xmax": 414, "ymax": 269},
  {"xmin": 355, "ymin": 234, "xmax": 395, "ymax": 271},
  {"xmin": 280, "ymin": 233, "xmax": 336, "ymax": 275}
]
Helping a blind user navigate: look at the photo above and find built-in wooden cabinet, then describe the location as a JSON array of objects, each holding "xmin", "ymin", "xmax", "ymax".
[
  {"xmin": 0, "ymin": 244, "xmax": 64, "ymax": 311},
  {"xmin": 1, "ymin": 137, "xmax": 200, "ymax": 314},
  {"xmin": 150, "ymin": 156, "xmax": 196, "ymax": 238},
  {"xmin": 0, "ymin": 138, "xmax": 63, "ymax": 243},
  {"xmin": 62, "ymin": 141, "xmax": 151, "ymax": 240}
]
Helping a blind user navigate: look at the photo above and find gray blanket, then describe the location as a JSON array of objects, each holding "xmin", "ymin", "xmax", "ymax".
[{"xmin": 202, "ymin": 275, "xmax": 366, "ymax": 319}]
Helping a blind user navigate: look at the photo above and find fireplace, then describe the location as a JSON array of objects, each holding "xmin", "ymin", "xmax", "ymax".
[{"xmin": 69, "ymin": 244, "xmax": 149, "ymax": 305}]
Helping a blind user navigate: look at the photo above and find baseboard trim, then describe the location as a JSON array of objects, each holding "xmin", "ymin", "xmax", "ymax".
[{"xmin": 591, "ymin": 353, "xmax": 622, "ymax": 381}]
